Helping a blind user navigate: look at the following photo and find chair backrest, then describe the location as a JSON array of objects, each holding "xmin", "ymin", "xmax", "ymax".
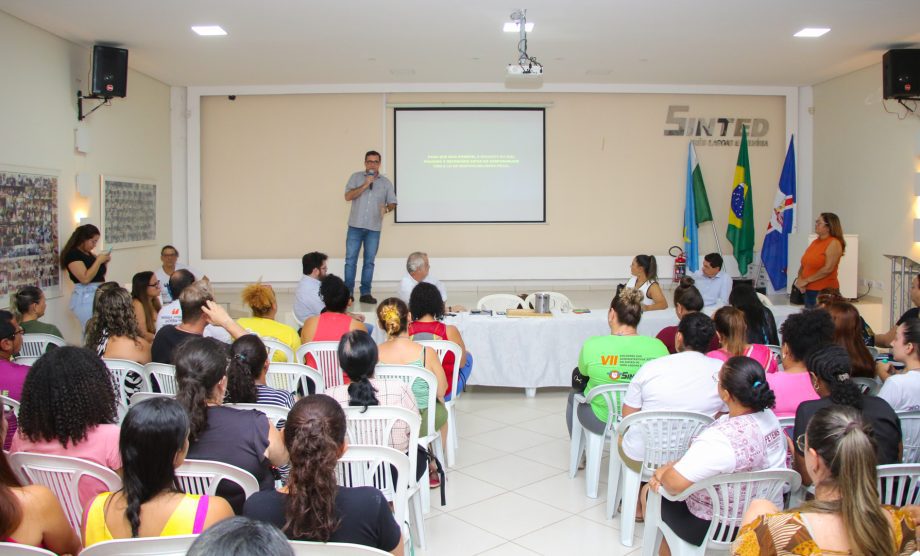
[
  {"xmin": 260, "ymin": 336, "xmax": 295, "ymax": 363},
  {"xmin": 289, "ymin": 541, "xmax": 390, "ymax": 555},
  {"xmin": 764, "ymin": 344, "xmax": 783, "ymax": 365},
  {"xmin": 175, "ymin": 459, "xmax": 260, "ymax": 499},
  {"xmin": 776, "ymin": 415, "xmax": 795, "ymax": 435},
  {"xmin": 877, "ymin": 463, "xmax": 920, "ymax": 506},
  {"xmin": 897, "ymin": 410, "xmax": 920, "ymax": 463},
  {"xmin": 416, "ymin": 340, "xmax": 462, "ymax": 400},
  {"xmin": 296, "ymin": 341, "xmax": 344, "ymax": 389},
  {"xmin": 288, "ymin": 310, "xmax": 304, "ymax": 329},
  {"xmin": 343, "ymin": 406, "xmax": 420, "ymax": 477},
  {"xmin": 476, "ymin": 294, "xmax": 525, "ymax": 312},
  {"xmin": 267, "ymin": 362, "xmax": 325, "ymax": 395},
  {"xmin": 143, "ymin": 362, "xmax": 178, "ymax": 394},
  {"xmin": 582, "ymin": 383, "xmax": 630, "ymax": 434},
  {"xmin": 12, "ymin": 356, "xmax": 39, "ymax": 366},
  {"xmin": 685, "ymin": 469, "xmax": 801, "ymax": 550},
  {"xmin": 756, "ymin": 292, "xmax": 774, "ymax": 307},
  {"xmin": 126, "ymin": 392, "xmax": 174, "ymax": 405},
  {"xmin": 523, "ymin": 291, "xmax": 573, "ymax": 312},
  {"xmin": 335, "ymin": 445, "xmax": 409, "ymax": 535},
  {"xmin": 225, "ymin": 403, "xmax": 291, "ymax": 426},
  {"xmin": 19, "ymin": 333, "xmax": 65, "ymax": 358},
  {"xmin": 0, "ymin": 394, "xmax": 20, "ymax": 417},
  {"xmin": 80, "ymin": 535, "xmax": 198, "ymax": 556},
  {"xmin": 851, "ymin": 377, "xmax": 880, "ymax": 396},
  {"xmin": 616, "ymin": 410, "xmax": 714, "ymax": 476},
  {"xmin": 10, "ymin": 452, "xmax": 123, "ymax": 533},
  {"xmin": 375, "ymin": 364, "xmax": 437, "ymax": 442},
  {"xmin": 102, "ymin": 358, "xmax": 152, "ymax": 407},
  {"xmin": 0, "ymin": 544, "xmax": 57, "ymax": 555}
]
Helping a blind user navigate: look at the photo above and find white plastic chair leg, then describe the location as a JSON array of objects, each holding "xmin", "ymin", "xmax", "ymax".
[
  {"xmin": 445, "ymin": 405, "xmax": 457, "ymax": 467},
  {"xmin": 569, "ymin": 412, "xmax": 585, "ymax": 478},
  {"xmin": 642, "ymin": 490, "xmax": 663, "ymax": 554},
  {"xmin": 605, "ymin": 445, "xmax": 623, "ymax": 519},
  {"xmin": 617, "ymin": 464, "xmax": 642, "ymax": 546},
  {"xmin": 410, "ymin": 490, "xmax": 427, "ymax": 549},
  {"xmin": 584, "ymin": 431, "xmax": 605, "ymax": 499}
]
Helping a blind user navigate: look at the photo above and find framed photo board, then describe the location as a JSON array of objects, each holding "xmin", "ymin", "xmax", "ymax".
[{"xmin": 101, "ymin": 176, "xmax": 157, "ymax": 249}]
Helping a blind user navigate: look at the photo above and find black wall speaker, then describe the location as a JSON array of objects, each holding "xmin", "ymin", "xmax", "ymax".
[
  {"xmin": 883, "ymin": 49, "xmax": 920, "ymax": 100},
  {"xmin": 91, "ymin": 45, "xmax": 128, "ymax": 98}
]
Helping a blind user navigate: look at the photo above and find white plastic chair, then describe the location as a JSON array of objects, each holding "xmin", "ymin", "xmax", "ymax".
[
  {"xmin": 335, "ymin": 446, "xmax": 409, "ymax": 550},
  {"xmin": 897, "ymin": 410, "xmax": 920, "ymax": 463},
  {"xmin": 143, "ymin": 362, "xmax": 178, "ymax": 394},
  {"xmin": 128, "ymin": 392, "xmax": 174, "ymax": 405},
  {"xmin": 764, "ymin": 344, "xmax": 783, "ymax": 366},
  {"xmin": 756, "ymin": 292, "xmax": 774, "ymax": 307},
  {"xmin": 476, "ymin": 294, "xmax": 525, "ymax": 312},
  {"xmin": 852, "ymin": 376, "xmax": 880, "ymax": 396},
  {"xmin": 12, "ymin": 356, "xmax": 39, "ymax": 366},
  {"xmin": 10, "ymin": 452, "xmax": 122, "ymax": 533},
  {"xmin": 18, "ymin": 333, "xmax": 65, "ymax": 358},
  {"xmin": 877, "ymin": 463, "xmax": 920, "ymax": 506},
  {"xmin": 289, "ymin": 541, "xmax": 390, "ymax": 555},
  {"xmin": 568, "ymin": 383, "xmax": 629, "ymax": 498},
  {"xmin": 175, "ymin": 459, "xmax": 260, "ymax": 500},
  {"xmin": 343, "ymin": 406, "xmax": 422, "ymax": 547},
  {"xmin": 0, "ymin": 394, "xmax": 20, "ymax": 417},
  {"xmin": 416, "ymin": 339, "xmax": 463, "ymax": 467},
  {"xmin": 523, "ymin": 291, "xmax": 573, "ymax": 312},
  {"xmin": 0, "ymin": 544, "xmax": 57, "ymax": 555},
  {"xmin": 288, "ymin": 310, "xmax": 305, "ymax": 329},
  {"xmin": 260, "ymin": 336, "xmax": 295, "ymax": 363},
  {"xmin": 102, "ymin": 358, "xmax": 152, "ymax": 407},
  {"xmin": 80, "ymin": 535, "xmax": 198, "ymax": 556},
  {"xmin": 644, "ymin": 468, "xmax": 802, "ymax": 555},
  {"xmin": 267, "ymin": 362, "xmax": 325, "ymax": 395},
  {"xmin": 296, "ymin": 341, "xmax": 344, "ymax": 389},
  {"xmin": 225, "ymin": 403, "xmax": 290, "ymax": 426},
  {"xmin": 375, "ymin": 364, "xmax": 444, "ymax": 515},
  {"xmin": 610, "ymin": 410, "xmax": 714, "ymax": 546}
]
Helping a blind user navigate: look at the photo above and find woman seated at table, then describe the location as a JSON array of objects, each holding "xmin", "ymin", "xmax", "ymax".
[
  {"xmin": 824, "ymin": 301, "xmax": 886, "ymax": 380},
  {"xmin": 625, "ymin": 254, "xmax": 668, "ymax": 311},
  {"xmin": 567, "ymin": 288, "xmax": 668, "ymax": 436},
  {"xmin": 765, "ymin": 309, "xmax": 834, "ymax": 417},
  {"xmin": 85, "ymin": 285, "xmax": 152, "ymax": 364},
  {"xmin": 656, "ymin": 277, "xmax": 718, "ymax": 354},
  {"xmin": 83, "ymin": 397, "xmax": 234, "ymax": 546},
  {"xmin": 12, "ymin": 286, "xmax": 63, "ymax": 338},
  {"xmin": 728, "ymin": 283, "xmax": 778, "ymax": 346},
  {"xmin": 647, "ymin": 356, "xmax": 786, "ymax": 551},
  {"xmin": 707, "ymin": 306, "xmax": 779, "ymax": 373},
  {"xmin": 408, "ymin": 281, "xmax": 472, "ymax": 401},
  {"xmin": 733, "ymin": 405, "xmax": 917, "ymax": 555},
  {"xmin": 237, "ymin": 283, "xmax": 300, "ymax": 362},
  {"xmin": 243, "ymin": 395, "xmax": 404, "ymax": 554}
]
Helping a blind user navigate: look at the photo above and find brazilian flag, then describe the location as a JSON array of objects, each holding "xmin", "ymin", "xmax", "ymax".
[{"xmin": 726, "ymin": 126, "xmax": 754, "ymax": 275}]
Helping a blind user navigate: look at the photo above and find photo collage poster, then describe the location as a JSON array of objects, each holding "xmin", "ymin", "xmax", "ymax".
[{"xmin": 102, "ymin": 177, "xmax": 157, "ymax": 248}]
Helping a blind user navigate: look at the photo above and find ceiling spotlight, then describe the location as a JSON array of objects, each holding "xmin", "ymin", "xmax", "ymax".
[
  {"xmin": 794, "ymin": 27, "xmax": 830, "ymax": 38},
  {"xmin": 192, "ymin": 25, "xmax": 227, "ymax": 36}
]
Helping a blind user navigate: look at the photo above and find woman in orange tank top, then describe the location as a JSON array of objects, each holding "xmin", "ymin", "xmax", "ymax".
[{"xmin": 795, "ymin": 212, "xmax": 845, "ymax": 308}]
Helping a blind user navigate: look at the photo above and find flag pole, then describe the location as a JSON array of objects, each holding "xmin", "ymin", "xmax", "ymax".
[{"xmin": 709, "ymin": 221, "xmax": 723, "ymax": 256}]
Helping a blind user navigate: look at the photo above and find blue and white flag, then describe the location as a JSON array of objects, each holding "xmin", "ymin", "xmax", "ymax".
[{"xmin": 760, "ymin": 136, "xmax": 796, "ymax": 290}]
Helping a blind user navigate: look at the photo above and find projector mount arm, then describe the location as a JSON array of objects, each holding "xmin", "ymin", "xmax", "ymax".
[{"xmin": 510, "ymin": 9, "xmax": 542, "ymax": 73}]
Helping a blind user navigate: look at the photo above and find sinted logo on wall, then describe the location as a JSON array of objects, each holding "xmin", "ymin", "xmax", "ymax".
[{"xmin": 663, "ymin": 105, "xmax": 770, "ymax": 147}]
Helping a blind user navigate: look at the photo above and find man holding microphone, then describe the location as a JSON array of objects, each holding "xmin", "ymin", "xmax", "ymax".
[{"xmin": 343, "ymin": 150, "xmax": 397, "ymax": 304}]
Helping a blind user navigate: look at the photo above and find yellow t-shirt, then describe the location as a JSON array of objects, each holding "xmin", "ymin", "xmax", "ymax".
[
  {"xmin": 83, "ymin": 492, "xmax": 209, "ymax": 547},
  {"xmin": 236, "ymin": 317, "xmax": 302, "ymax": 362}
]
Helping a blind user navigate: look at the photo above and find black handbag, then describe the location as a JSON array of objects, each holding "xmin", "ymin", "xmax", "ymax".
[
  {"xmin": 572, "ymin": 366, "xmax": 588, "ymax": 391},
  {"xmin": 789, "ymin": 286, "xmax": 804, "ymax": 305}
]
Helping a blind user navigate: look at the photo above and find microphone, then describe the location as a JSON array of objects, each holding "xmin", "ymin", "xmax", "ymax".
[{"xmin": 367, "ymin": 170, "xmax": 375, "ymax": 190}]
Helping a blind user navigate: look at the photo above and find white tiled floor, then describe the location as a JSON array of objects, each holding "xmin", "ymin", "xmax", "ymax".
[{"xmin": 414, "ymin": 387, "xmax": 644, "ymax": 556}]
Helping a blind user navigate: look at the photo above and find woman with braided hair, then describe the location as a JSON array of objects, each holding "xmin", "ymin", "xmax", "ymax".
[
  {"xmin": 792, "ymin": 343, "xmax": 901, "ymax": 481},
  {"xmin": 82, "ymin": 397, "xmax": 233, "ymax": 546},
  {"xmin": 734, "ymin": 405, "xmax": 918, "ymax": 555},
  {"xmin": 243, "ymin": 395, "xmax": 404, "ymax": 554}
]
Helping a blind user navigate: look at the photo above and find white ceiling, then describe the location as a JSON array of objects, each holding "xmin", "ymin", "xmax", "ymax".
[{"xmin": 1, "ymin": 0, "xmax": 919, "ymax": 88}]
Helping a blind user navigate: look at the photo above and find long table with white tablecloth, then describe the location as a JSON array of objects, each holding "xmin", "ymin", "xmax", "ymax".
[{"xmin": 447, "ymin": 304, "xmax": 801, "ymax": 392}]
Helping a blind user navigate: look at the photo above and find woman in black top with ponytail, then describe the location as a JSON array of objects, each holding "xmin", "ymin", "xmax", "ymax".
[
  {"xmin": 793, "ymin": 343, "xmax": 902, "ymax": 478},
  {"xmin": 82, "ymin": 397, "xmax": 233, "ymax": 546},
  {"xmin": 243, "ymin": 395, "xmax": 405, "ymax": 554},
  {"xmin": 225, "ymin": 334, "xmax": 295, "ymax": 410}
]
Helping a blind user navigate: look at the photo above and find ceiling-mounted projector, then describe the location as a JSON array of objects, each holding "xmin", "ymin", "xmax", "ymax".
[
  {"xmin": 507, "ymin": 63, "xmax": 543, "ymax": 77},
  {"xmin": 506, "ymin": 9, "xmax": 543, "ymax": 80}
]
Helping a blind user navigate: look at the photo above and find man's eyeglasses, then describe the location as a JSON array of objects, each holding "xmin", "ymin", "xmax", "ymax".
[{"xmin": 796, "ymin": 434, "xmax": 807, "ymax": 454}]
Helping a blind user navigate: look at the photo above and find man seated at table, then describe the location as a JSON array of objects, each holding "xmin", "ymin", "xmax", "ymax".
[
  {"xmin": 398, "ymin": 251, "xmax": 465, "ymax": 312},
  {"xmin": 876, "ymin": 273, "xmax": 920, "ymax": 347},
  {"xmin": 691, "ymin": 253, "xmax": 732, "ymax": 307},
  {"xmin": 294, "ymin": 251, "xmax": 369, "ymax": 331}
]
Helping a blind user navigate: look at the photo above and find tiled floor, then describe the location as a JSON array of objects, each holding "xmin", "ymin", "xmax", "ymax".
[{"xmin": 414, "ymin": 387, "xmax": 644, "ymax": 556}]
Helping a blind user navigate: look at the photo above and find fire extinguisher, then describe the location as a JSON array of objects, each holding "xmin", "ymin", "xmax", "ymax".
[{"xmin": 669, "ymin": 246, "xmax": 686, "ymax": 283}]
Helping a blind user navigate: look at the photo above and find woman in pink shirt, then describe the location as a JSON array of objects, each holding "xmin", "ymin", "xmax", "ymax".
[
  {"xmin": 11, "ymin": 346, "xmax": 122, "ymax": 509},
  {"xmin": 707, "ymin": 306, "xmax": 779, "ymax": 374},
  {"xmin": 765, "ymin": 309, "xmax": 835, "ymax": 417}
]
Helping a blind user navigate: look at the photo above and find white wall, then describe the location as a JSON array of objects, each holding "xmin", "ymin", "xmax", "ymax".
[
  {"xmin": 0, "ymin": 11, "xmax": 173, "ymax": 343},
  {"xmin": 813, "ymin": 63, "xmax": 920, "ymax": 327}
]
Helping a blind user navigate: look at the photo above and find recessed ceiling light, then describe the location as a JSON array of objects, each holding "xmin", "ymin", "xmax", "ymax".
[
  {"xmin": 503, "ymin": 22, "xmax": 534, "ymax": 32},
  {"xmin": 794, "ymin": 27, "xmax": 830, "ymax": 38},
  {"xmin": 192, "ymin": 25, "xmax": 227, "ymax": 36}
]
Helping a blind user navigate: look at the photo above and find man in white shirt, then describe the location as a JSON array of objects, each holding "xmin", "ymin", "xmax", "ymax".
[
  {"xmin": 397, "ymin": 251, "xmax": 447, "ymax": 304},
  {"xmin": 620, "ymin": 312, "xmax": 726, "ymax": 463},
  {"xmin": 154, "ymin": 245, "xmax": 194, "ymax": 303},
  {"xmin": 293, "ymin": 252, "xmax": 328, "ymax": 323},
  {"xmin": 691, "ymin": 253, "xmax": 733, "ymax": 307}
]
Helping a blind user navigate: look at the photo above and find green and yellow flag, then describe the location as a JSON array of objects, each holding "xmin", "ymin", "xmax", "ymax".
[{"xmin": 726, "ymin": 126, "xmax": 754, "ymax": 275}]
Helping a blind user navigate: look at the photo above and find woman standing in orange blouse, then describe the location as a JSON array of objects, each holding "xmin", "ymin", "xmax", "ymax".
[{"xmin": 795, "ymin": 212, "xmax": 844, "ymax": 308}]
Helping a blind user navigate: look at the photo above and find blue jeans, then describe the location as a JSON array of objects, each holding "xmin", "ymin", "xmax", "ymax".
[
  {"xmin": 804, "ymin": 290, "xmax": 819, "ymax": 308},
  {"xmin": 70, "ymin": 282, "xmax": 100, "ymax": 332},
  {"xmin": 344, "ymin": 226, "xmax": 381, "ymax": 296}
]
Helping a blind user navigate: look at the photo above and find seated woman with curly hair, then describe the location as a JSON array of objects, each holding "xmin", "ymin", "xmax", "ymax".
[
  {"xmin": 85, "ymin": 285, "xmax": 151, "ymax": 364},
  {"xmin": 10, "ymin": 346, "xmax": 122, "ymax": 509}
]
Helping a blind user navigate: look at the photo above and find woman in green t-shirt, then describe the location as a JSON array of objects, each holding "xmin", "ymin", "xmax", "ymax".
[
  {"xmin": 13, "ymin": 286, "xmax": 63, "ymax": 339},
  {"xmin": 566, "ymin": 288, "xmax": 669, "ymax": 436}
]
